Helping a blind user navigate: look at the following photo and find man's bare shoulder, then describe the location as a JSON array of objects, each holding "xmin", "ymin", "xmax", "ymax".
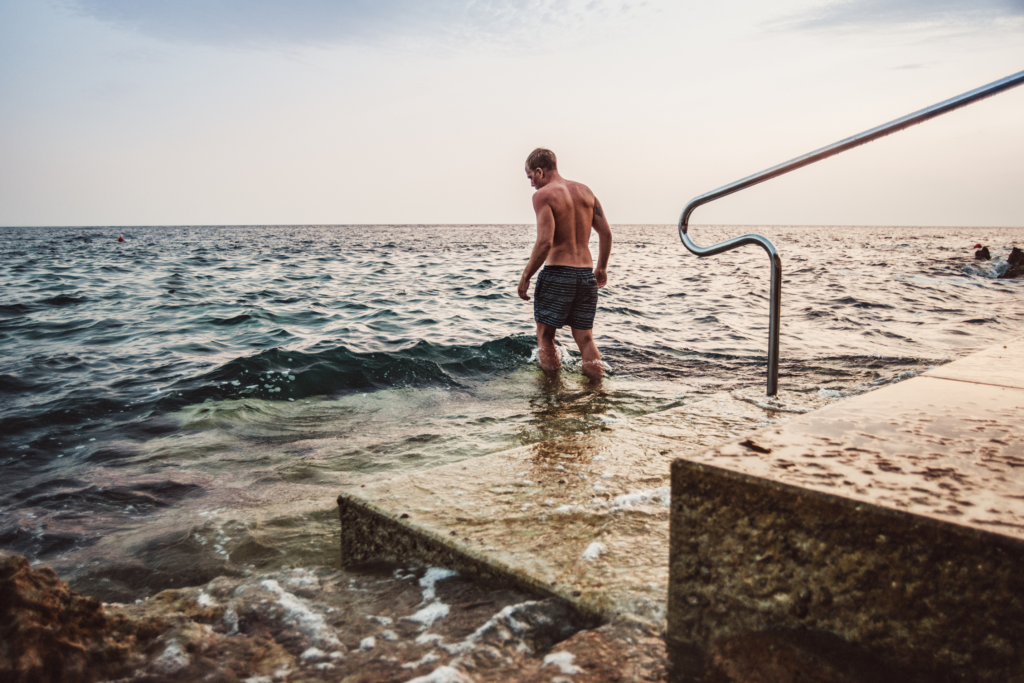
[
  {"xmin": 566, "ymin": 180, "xmax": 595, "ymax": 204},
  {"xmin": 531, "ymin": 187, "xmax": 553, "ymax": 212},
  {"xmin": 533, "ymin": 181, "xmax": 572, "ymax": 206}
]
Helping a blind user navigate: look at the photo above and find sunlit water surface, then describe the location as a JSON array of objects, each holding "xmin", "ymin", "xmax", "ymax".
[{"xmin": 1, "ymin": 224, "xmax": 1021, "ymax": 599}]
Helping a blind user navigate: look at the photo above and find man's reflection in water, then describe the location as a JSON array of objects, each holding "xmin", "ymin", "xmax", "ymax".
[{"xmin": 515, "ymin": 367, "xmax": 615, "ymax": 466}]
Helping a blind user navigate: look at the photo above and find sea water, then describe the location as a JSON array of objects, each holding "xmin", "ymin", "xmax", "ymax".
[{"xmin": 1, "ymin": 224, "xmax": 1021, "ymax": 599}]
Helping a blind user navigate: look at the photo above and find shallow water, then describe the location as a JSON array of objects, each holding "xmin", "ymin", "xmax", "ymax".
[{"xmin": 1, "ymin": 224, "xmax": 1022, "ymax": 597}]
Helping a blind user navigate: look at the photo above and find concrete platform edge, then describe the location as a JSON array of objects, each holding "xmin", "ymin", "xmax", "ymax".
[{"xmin": 335, "ymin": 494, "xmax": 605, "ymax": 625}]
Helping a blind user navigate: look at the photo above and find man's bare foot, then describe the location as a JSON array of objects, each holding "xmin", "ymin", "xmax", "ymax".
[
  {"xmin": 581, "ymin": 359, "xmax": 603, "ymax": 386},
  {"xmin": 538, "ymin": 344, "xmax": 562, "ymax": 379}
]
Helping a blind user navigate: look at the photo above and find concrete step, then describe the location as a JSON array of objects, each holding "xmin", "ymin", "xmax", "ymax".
[
  {"xmin": 336, "ymin": 388, "xmax": 810, "ymax": 624},
  {"xmin": 667, "ymin": 335, "xmax": 1024, "ymax": 682}
]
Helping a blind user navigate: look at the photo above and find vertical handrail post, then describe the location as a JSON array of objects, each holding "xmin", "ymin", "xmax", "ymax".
[
  {"xmin": 678, "ymin": 211, "xmax": 782, "ymax": 396},
  {"xmin": 767, "ymin": 249, "xmax": 781, "ymax": 396}
]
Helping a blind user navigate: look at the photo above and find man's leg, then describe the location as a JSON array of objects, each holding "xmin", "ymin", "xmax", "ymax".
[
  {"xmin": 571, "ymin": 327, "xmax": 602, "ymax": 384},
  {"xmin": 536, "ymin": 322, "xmax": 561, "ymax": 378}
]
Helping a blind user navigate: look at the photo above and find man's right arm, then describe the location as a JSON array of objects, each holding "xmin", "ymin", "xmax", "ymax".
[
  {"xmin": 518, "ymin": 194, "xmax": 556, "ymax": 301},
  {"xmin": 591, "ymin": 198, "xmax": 612, "ymax": 288}
]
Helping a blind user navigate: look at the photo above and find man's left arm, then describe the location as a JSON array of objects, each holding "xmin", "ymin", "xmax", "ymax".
[{"xmin": 591, "ymin": 198, "xmax": 612, "ymax": 288}]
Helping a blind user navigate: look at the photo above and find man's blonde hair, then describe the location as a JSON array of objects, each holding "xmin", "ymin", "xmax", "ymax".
[{"xmin": 526, "ymin": 148, "xmax": 557, "ymax": 172}]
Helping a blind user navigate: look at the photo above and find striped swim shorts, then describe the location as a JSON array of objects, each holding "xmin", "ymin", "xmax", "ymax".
[{"xmin": 533, "ymin": 265, "xmax": 599, "ymax": 330}]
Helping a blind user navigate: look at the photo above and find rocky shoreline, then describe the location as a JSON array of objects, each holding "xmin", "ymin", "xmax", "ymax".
[
  {"xmin": 1, "ymin": 551, "xmax": 668, "ymax": 683},
  {"xmin": 1, "ymin": 548, "xmax": 924, "ymax": 682}
]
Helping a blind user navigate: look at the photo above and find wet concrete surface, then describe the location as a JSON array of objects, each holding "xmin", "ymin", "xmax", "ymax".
[
  {"xmin": 923, "ymin": 336, "xmax": 1024, "ymax": 389},
  {"xmin": 336, "ymin": 389, "xmax": 822, "ymax": 626},
  {"xmin": 336, "ymin": 336, "xmax": 1024, "ymax": 681}
]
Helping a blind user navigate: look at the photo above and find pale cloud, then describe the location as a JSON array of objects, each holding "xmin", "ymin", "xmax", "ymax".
[
  {"xmin": 3, "ymin": 0, "xmax": 1021, "ymax": 226},
  {"xmin": 59, "ymin": 0, "xmax": 646, "ymax": 48},
  {"xmin": 772, "ymin": 0, "xmax": 1024, "ymax": 32}
]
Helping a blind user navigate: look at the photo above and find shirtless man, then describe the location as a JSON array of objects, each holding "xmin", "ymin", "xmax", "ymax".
[{"xmin": 517, "ymin": 148, "xmax": 612, "ymax": 384}]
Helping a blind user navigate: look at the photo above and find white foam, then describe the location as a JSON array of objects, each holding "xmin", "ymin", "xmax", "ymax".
[
  {"xmin": 405, "ymin": 665, "xmax": 474, "ymax": 683},
  {"xmin": 407, "ymin": 601, "xmax": 450, "ymax": 626},
  {"xmin": 419, "ymin": 567, "xmax": 458, "ymax": 603},
  {"xmin": 285, "ymin": 568, "xmax": 320, "ymax": 590},
  {"xmin": 402, "ymin": 651, "xmax": 441, "ymax": 669},
  {"xmin": 543, "ymin": 651, "xmax": 583, "ymax": 674},
  {"xmin": 612, "ymin": 486, "xmax": 670, "ymax": 508},
  {"xmin": 440, "ymin": 601, "xmax": 544, "ymax": 656},
  {"xmin": 300, "ymin": 647, "xmax": 326, "ymax": 661},
  {"xmin": 582, "ymin": 541, "xmax": 606, "ymax": 561},
  {"xmin": 962, "ymin": 256, "xmax": 1009, "ymax": 279},
  {"xmin": 359, "ymin": 636, "xmax": 376, "ymax": 651},
  {"xmin": 150, "ymin": 640, "xmax": 190, "ymax": 675},
  {"xmin": 259, "ymin": 579, "xmax": 342, "ymax": 650},
  {"xmin": 196, "ymin": 591, "xmax": 217, "ymax": 608},
  {"xmin": 224, "ymin": 606, "xmax": 239, "ymax": 635}
]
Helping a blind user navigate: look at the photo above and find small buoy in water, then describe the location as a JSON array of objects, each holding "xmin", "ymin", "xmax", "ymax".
[
  {"xmin": 973, "ymin": 243, "xmax": 982, "ymax": 249},
  {"xmin": 118, "ymin": 236, "xmax": 125, "ymax": 242}
]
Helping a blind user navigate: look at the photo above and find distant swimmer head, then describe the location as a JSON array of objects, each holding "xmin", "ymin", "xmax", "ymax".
[
  {"xmin": 525, "ymin": 148, "xmax": 557, "ymax": 189},
  {"xmin": 973, "ymin": 243, "xmax": 982, "ymax": 249},
  {"xmin": 118, "ymin": 236, "xmax": 125, "ymax": 242}
]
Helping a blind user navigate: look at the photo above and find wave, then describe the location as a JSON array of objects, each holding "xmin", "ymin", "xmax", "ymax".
[
  {"xmin": 962, "ymin": 257, "xmax": 1009, "ymax": 279},
  {"xmin": 159, "ymin": 335, "xmax": 538, "ymax": 409},
  {"xmin": 39, "ymin": 295, "xmax": 87, "ymax": 306}
]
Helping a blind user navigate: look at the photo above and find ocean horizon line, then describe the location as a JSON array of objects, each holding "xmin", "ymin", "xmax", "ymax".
[{"xmin": 3, "ymin": 222, "xmax": 1022, "ymax": 230}]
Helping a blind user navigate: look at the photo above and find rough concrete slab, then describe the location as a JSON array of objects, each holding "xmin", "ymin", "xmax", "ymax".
[
  {"xmin": 668, "ymin": 459, "xmax": 1024, "ymax": 682},
  {"xmin": 686, "ymin": 377, "xmax": 1024, "ymax": 536},
  {"xmin": 337, "ymin": 390, "xmax": 823, "ymax": 624},
  {"xmin": 667, "ymin": 338, "xmax": 1024, "ymax": 681}
]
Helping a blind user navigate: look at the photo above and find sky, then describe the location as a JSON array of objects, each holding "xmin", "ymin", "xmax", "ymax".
[{"xmin": 0, "ymin": 0, "xmax": 1022, "ymax": 227}]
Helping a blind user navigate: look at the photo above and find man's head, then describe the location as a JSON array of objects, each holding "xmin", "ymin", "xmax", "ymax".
[{"xmin": 525, "ymin": 148, "xmax": 557, "ymax": 189}]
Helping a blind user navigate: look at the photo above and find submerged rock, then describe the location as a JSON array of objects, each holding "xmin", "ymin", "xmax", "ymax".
[
  {"xmin": 0, "ymin": 551, "xmax": 669, "ymax": 682},
  {"xmin": 975, "ymin": 246, "xmax": 992, "ymax": 260},
  {"xmin": 999, "ymin": 246, "xmax": 1024, "ymax": 279}
]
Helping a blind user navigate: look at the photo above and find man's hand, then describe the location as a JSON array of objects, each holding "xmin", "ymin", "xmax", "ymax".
[
  {"xmin": 518, "ymin": 276, "xmax": 531, "ymax": 301},
  {"xmin": 594, "ymin": 268, "xmax": 607, "ymax": 289}
]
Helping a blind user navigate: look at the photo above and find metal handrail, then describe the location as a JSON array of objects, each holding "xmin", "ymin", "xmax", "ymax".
[{"xmin": 679, "ymin": 69, "xmax": 1024, "ymax": 397}]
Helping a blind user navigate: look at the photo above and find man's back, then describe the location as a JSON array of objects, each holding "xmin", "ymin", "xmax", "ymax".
[{"xmin": 534, "ymin": 179, "xmax": 597, "ymax": 268}]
